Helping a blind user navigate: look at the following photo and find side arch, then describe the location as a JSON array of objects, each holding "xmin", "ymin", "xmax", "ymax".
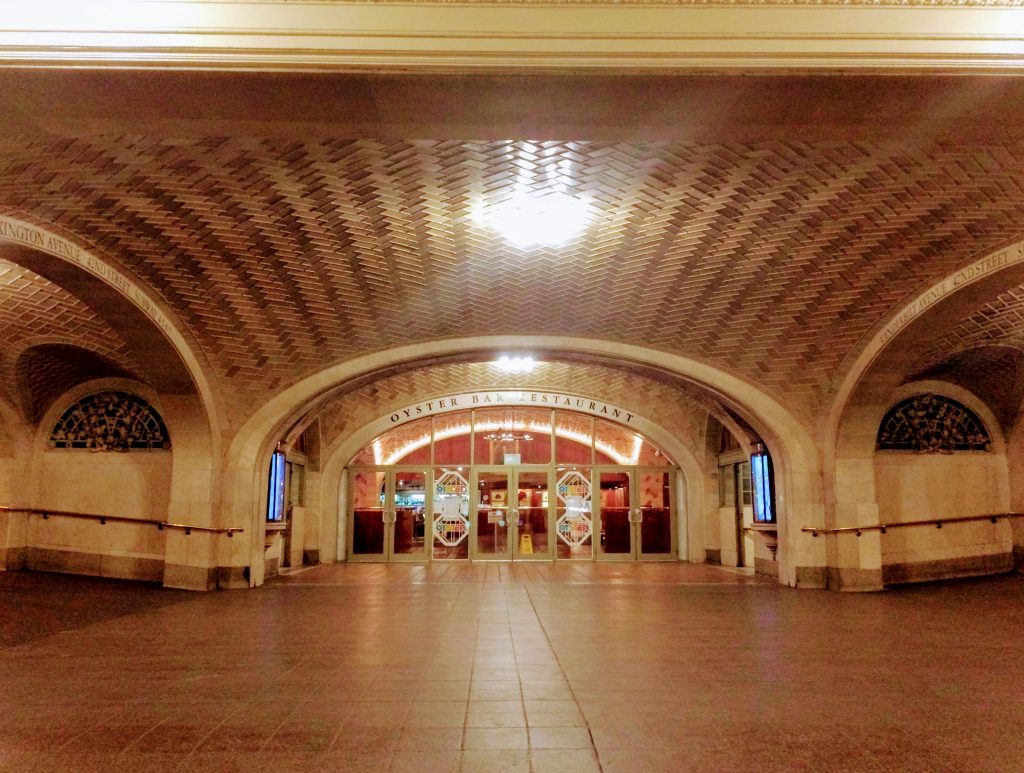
[
  {"xmin": 826, "ymin": 237, "xmax": 1024, "ymax": 471},
  {"xmin": 0, "ymin": 216, "xmax": 220, "ymax": 422},
  {"xmin": 0, "ymin": 217, "xmax": 225, "ymax": 588},
  {"xmin": 825, "ymin": 239, "xmax": 1024, "ymax": 589}
]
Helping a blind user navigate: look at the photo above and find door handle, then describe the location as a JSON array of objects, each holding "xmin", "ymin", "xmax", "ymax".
[{"xmin": 634, "ymin": 508, "xmax": 643, "ymax": 523}]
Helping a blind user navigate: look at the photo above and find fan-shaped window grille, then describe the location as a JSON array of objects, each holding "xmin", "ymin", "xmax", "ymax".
[
  {"xmin": 876, "ymin": 394, "xmax": 991, "ymax": 453},
  {"xmin": 50, "ymin": 391, "xmax": 170, "ymax": 451}
]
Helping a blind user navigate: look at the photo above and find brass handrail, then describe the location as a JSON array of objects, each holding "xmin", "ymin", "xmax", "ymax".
[
  {"xmin": 802, "ymin": 512, "xmax": 1024, "ymax": 537},
  {"xmin": 0, "ymin": 505, "xmax": 243, "ymax": 537}
]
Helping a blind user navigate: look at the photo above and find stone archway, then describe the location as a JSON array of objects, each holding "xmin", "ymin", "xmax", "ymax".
[
  {"xmin": 826, "ymin": 240, "xmax": 1024, "ymax": 589},
  {"xmin": 318, "ymin": 389, "xmax": 704, "ymax": 568},
  {"xmin": 223, "ymin": 341, "xmax": 824, "ymax": 589},
  {"xmin": 0, "ymin": 216, "xmax": 224, "ymax": 589}
]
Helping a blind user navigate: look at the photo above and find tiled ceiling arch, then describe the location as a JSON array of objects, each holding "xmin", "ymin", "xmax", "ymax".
[
  {"xmin": 909, "ymin": 346, "xmax": 1024, "ymax": 432},
  {"xmin": 312, "ymin": 361, "xmax": 711, "ymax": 460},
  {"xmin": 16, "ymin": 345, "xmax": 136, "ymax": 424},
  {"xmin": 923, "ymin": 284, "xmax": 1024, "ymax": 361},
  {"xmin": 901, "ymin": 282, "xmax": 1024, "ymax": 429},
  {"xmin": 3, "ymin": 137, "xmax": 1024, "ymax": 425},
  {"xmin": 0, "ymin": 258, "xmax": 139, "ymax": 421}
]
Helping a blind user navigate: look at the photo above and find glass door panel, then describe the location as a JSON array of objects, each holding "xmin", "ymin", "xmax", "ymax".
[
  {"xmin": 391, "ymin": 470, "xmax": 428, "ymax": 559},
  {"xmin": 598, "ymin": 469, "xmax": 633, "ymax": 558},
  {"xmin": 475, "ymin": 469, "xmax": 511, "ymax": 558},
  {"xmin": 350, "ymin": 469, "xmax": 386, "ymax": 558},
  {"xmin": 556, "ymin": 467, "xmax": 592, "ymax": 560},
  {"xmin": 433, "ymin": 468, "xmax": 470, "ymax": 560},
  {"xmin": 515, "ymin": 470, "xmax": 552, "ymax": 558},
  {"xmin": 637, "ymin": 469, "xmax": 674, "ymax": 558}
]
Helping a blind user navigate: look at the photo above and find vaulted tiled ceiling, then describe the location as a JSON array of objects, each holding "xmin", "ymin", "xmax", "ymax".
[
  {"xmin": 3, "ymin": 75, "xmax": 1024, "ymax": 427},
  {"xmin": 907, "ymin": 283, "xmax": 1024, "ymax": 429},
  {"xmin": 314, "ymin": 361, "xmax": 712, "ymax": 461},
  {"xmin": 0, "ymin": 259, "xmax": 138, "ymax": 420}
]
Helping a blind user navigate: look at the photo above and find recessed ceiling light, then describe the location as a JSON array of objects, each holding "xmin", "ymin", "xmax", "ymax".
[
  {"xmin": 493, "ymin": 356, "xmax": 537, "ymax": 373},
  {"xmin": 478, "ymin": 191, "xmax": 591, "ymax": 248}
]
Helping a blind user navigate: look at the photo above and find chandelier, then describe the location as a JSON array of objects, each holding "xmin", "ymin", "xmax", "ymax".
[{"xmin": 483, "ymin": 431, "xmax": 533, "ymax": 443}]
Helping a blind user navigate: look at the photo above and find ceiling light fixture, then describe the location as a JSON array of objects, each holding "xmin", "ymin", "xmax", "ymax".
[
  {"xmin": 479, "ymin": 191, "xmax": 591, "ymax": 248},
  {"xmin": 493, "ymin": 355, "xmax": 537, "ymax": 373},
  {"xmin": 483, "ymin": 431, "xmax": 533, "ymax": 443}
]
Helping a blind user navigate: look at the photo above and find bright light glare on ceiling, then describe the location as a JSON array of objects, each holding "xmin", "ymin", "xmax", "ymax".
[
  {"xmin": 479, "ymin": 191, "xmax": 591, "ymax": 248},
  {"xmin": 493, "ymin": 356, "xmax": 537, "ymax": 373}
]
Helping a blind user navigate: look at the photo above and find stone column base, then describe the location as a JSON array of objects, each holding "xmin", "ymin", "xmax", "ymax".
[
  {"xmin": 795, "ymin": 566, "xmax": 828, "ymax": 588},
  {"xmin": 827, "ymin": 567, "xmax": 885, "ymax": 592},
  {"xmin": 882, "ymin": 553, "xmax": 1013, "ymax": 585},
  {"xmin": 163, "ymin": 563, "xmax": 217, "ymax": 591},
  {"xmin": 0, "ymin": 545, "xmax": 25, "ymax": 570}
]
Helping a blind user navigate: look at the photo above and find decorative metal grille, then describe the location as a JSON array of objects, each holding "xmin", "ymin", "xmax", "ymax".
[
  {"xmin": 50, "ymin": 391, "xmax": 170, "ymax": 451},
  {"xmin": 433, "ymin": 469, "xmax": 470, "ymax": 547},
  {"xmin": 876, "ymin": 394, "xmax": 991, "ymax": 453},
  {"xmin": 556, "ymin": 470, "xmax": 592, "ymax": 547}
]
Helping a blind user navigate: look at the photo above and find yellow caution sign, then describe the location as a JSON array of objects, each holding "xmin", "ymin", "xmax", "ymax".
[{"xmin": 518, "ymin": 532, "xmax": 534, "ymax": 555}]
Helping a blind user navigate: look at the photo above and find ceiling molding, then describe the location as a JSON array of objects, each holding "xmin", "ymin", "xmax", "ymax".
[{"xmin": 4, "ymin": 2, "xmax": 1024, "ymax": 71}]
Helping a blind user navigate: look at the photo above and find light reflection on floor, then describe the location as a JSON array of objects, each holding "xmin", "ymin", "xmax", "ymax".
[{"xmin": 2, "ymin": 569, "xmax": 1022, "ymax": 771}]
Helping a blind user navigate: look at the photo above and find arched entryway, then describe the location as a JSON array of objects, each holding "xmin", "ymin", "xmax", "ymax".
[{"xmin": 343, "ymin": 402, "xmax": 678, "ymax": 562}]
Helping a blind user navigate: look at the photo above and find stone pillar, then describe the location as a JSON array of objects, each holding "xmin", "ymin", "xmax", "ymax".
[
  {"xmin": 0, "ymin": 510, "xmax": 27, "ymax": 570},
  {"xmin": 0, "ymin": 421, "xmax": 33, "ymax": 570},
  {"xmin": 828, "ymin": 397, "xmax": 887, "ymax": 591},
  {"xmin": 217, "ymin": 464, "xmax": 261, "ymax": 588},
  {"xmin": 302, "ymin": 468, "xmax": 323, "ymax": 565},
  {"xmin": 160, "ymin": 395, "xmax": 222, "ymax": 591},
  {"xmin": 828, "ymin": 502, "xmax": 884, "ymax": 591},
  {"xmin": 780, "ymin": 468, "xmax": 828, "ymax": 588}
]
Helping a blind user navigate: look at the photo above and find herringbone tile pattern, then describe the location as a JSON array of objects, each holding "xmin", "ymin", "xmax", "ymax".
[
  {"xmin": 314, "ymin": 361, "xmax": 710, "ymax": 460},
  {"xmin": 3, "ymin": 138, "xmax": 1024, "ymax": 423},
  {"xmin": 0, "ymin": 259, "xmax": 136, "ymax": 420}
]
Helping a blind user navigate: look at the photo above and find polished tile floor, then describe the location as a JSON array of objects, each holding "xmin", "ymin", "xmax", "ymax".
[{"xmin": 1, "ymin": 565, "xmax": 1022, "ymax": 772}]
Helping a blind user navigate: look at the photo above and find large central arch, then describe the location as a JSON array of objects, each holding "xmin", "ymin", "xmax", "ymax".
[
  {"xmin": 222, "ymin": 337, "xmax": 826, "ymax": 589},
  {"xmin": 320, "ymin": 389, "xmax": 703, "ymax": 567}
]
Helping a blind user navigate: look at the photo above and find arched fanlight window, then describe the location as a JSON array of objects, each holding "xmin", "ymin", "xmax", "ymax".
[
  {"xmin": 50, "ymin": 391, "xmax": 170, "ymax": 451},
  {"xmin": 876, "ymin": 394, "xmax": 991, "ymax": 453}
]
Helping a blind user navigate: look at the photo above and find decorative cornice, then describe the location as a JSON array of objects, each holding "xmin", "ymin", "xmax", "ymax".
[
  {"xmin": 231, "ymin": 0, "xmax": 1024, "ymax": 5},
  {"xmin": 5, "ymin": 0, "xmax": 1024, "ymax": 72}
]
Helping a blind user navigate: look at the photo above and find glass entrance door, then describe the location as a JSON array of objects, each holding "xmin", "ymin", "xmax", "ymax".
[
  {"xmin": 514, "ymin": 470, "xmax": 552, "ymax": 560},
  {"xmin": 597, "ymin": 469, "xmax": 634, "ymax": 560},
  {"xmin": 350, "ymin": 468, "xmax": 386, "ymax": 560},
  {"xmin": 472, "ymin": 468, "xmax": 554, "ymax": 560},
  {"xmin": 474, "ymin": 469, "xmax": 511, "ymax": 559},
  {"xmin": 349, "ymin": 468, "xmax": 429, "ymax": 561},
  {"xmin": 636, "ymin": 468, "xmax": 674, "ymax": 560},
  {"xmin": 596, "ymin": 468, "xmax": 676, "ymax": 560},
  {"xmin": 391, "ymin": 469, "xmax": 429, "ymax": 561}
]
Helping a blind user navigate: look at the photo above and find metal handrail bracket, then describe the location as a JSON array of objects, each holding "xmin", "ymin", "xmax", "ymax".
[
  {"xmin": 0, "ymin": 505, "xmax": 243, "ymax": 537},
  {"xmin": 802, "ymin": 512, "xmax": 1024, "ymax": 537}
]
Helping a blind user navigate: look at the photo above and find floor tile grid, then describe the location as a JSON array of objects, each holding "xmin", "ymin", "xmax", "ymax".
[
  {"xmin": 517, "ymin": 585, "xmax": 603, "ymax": 773},
  {"xmin": 5, "ymin": 570, "xmax": 1024, "ymax": 772}
]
